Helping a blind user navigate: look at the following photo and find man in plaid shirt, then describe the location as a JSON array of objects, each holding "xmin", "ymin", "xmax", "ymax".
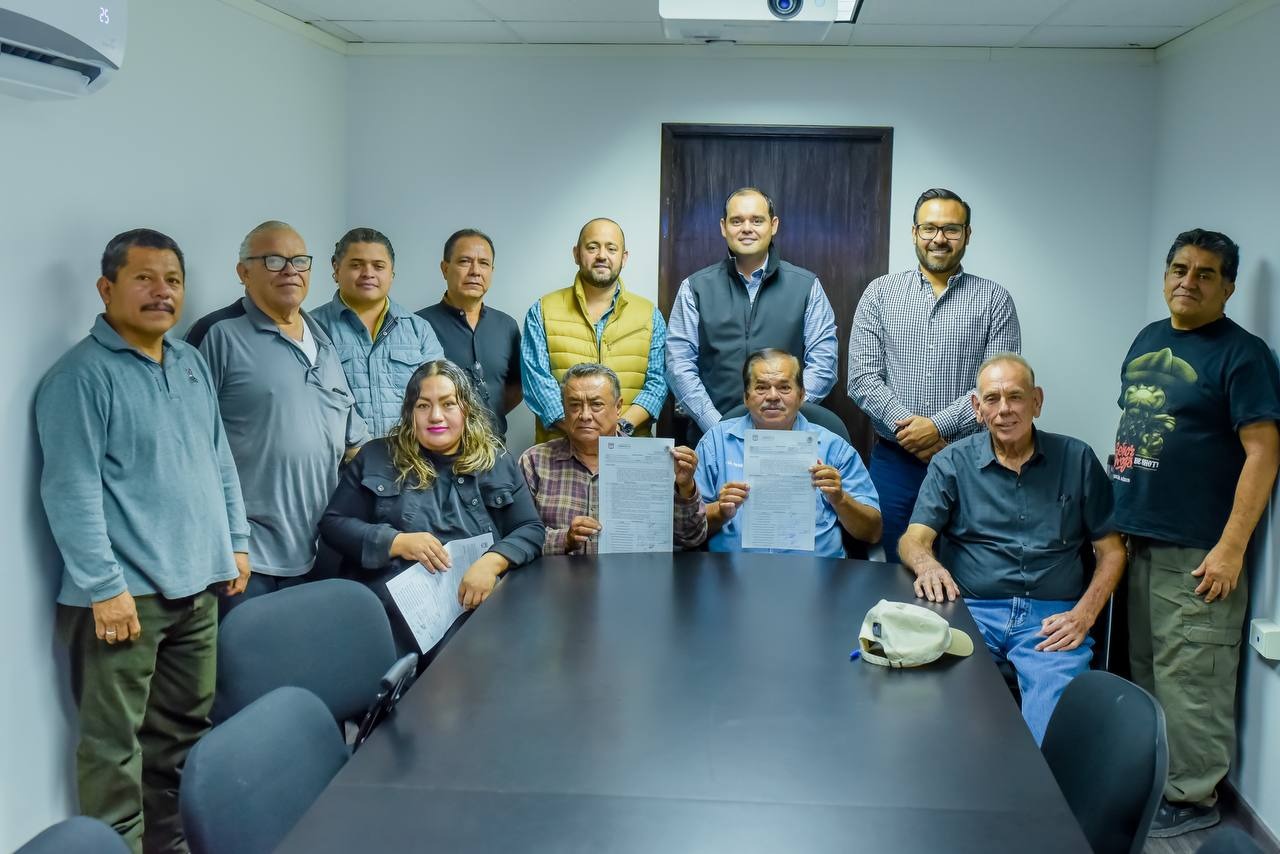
[
  {"xmin": 849, "ymin": 188, "xmax": 1021, "ymax": 562},
  {"xmin": 519, "ymin": 363, "xmax": 706, "ymax": 554}
]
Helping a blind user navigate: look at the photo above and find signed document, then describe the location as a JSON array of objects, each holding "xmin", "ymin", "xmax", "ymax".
[
  {"xmin": 386, "ymin": 532, "xmax": 494, "ymax": 653},
  {"xmin": 741, "ymin": 429, "xmax": 817, "ymax": 551},
  {"xmin": 599, "ymin": 436, "xmax": 675, "ymax": 554}
]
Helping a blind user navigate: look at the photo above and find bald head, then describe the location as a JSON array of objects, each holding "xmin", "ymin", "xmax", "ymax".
[{"xmin": 573, "ymin": 218, "xmax": 628, "ymax": 289}]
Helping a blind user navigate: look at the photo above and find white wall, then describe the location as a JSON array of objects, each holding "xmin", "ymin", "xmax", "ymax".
[
  {"xmin": 0, "ymin": 0, "xmax": 346, "ymax": 847},
  {"xmin": 1147, "ymin": 3, "xmax": 1280, "ymax": 834},
  {"xmin": 345, "ymin": 49, "xmax": 1157, "ymax": 455}
]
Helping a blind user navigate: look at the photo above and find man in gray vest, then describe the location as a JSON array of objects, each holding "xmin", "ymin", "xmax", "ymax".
[{"xmin": 666, "ymin": 187, "xmax": 838, "ymax": 444}]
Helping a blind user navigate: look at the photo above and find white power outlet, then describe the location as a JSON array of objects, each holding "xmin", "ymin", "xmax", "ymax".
[{"xmin": 1249, "ymin": 619, "xmax": 1280, "ymax": 660}]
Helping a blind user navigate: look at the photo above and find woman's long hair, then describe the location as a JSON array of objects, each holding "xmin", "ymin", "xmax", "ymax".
[{"xmin": 387, "ymin": 359, "xmax": 500, "ymax": 489}]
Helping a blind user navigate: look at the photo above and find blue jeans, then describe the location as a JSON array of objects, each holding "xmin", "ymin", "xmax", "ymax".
[
  {"xmin": 869, "ymin": 440, "xmax": 929, "ymax": 563},
  {"xmin": 965, "ymin": 597, "xmax": 1094, "ymax": 745}
]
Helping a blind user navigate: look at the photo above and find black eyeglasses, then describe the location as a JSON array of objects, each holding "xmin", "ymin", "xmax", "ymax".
[
  {"xmin": 245, "ymin": 254, "xmax": 313, "ymax": 272},
  {"xmin": 914, "ymin": 224, "xmax": 966, "ymax": 241}
]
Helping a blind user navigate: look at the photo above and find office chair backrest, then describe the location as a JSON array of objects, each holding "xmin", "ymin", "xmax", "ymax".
[
  {"xmin": 1041, "ymin": 670, "xmax": 1168, "ymax": 854},
  {"xmin": 180, "ymin": 686, "xmax": 348, "ymax": 854},
  {"xmin": 720, "ymin": 402, "xmax": 852, "ymax": 443},
  {"xmin": 213, "ymin": 578, "xmax": 398, "ymax": 724},
  {"xmin": 15, "ymin": 816, "xmax": 130, "ymax": 854},
  {"xmin": 1196, "ymin": 826, "xmax": 1266, "ymax": 854}
]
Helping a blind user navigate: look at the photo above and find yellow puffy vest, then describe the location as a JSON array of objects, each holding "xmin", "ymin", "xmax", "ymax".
[{"xmin": 537, "ymin": 276, "xmax": 655, "ymax": 442}]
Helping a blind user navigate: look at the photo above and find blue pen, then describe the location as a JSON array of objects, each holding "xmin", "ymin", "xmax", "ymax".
[{"xmin": 849, "ymin": 648, "xmax": 861, "ymax": 661}]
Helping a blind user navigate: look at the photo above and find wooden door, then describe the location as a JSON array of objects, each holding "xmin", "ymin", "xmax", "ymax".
[{"xmin": 658, "ymin": 124, "xmax": 893, "ymax": 459}]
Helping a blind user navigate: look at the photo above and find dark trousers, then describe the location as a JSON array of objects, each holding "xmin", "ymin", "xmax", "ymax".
[
  {"xmin": 217, "ymin": 571, "xmax": 309, "ymax": 620},
  {"xmin": 868, "ymin": 439, "xmax": 930, "ymax": 563},
  {"xmin": 57, "ymin": 592, "xmax": 218, "ymax": 854}
]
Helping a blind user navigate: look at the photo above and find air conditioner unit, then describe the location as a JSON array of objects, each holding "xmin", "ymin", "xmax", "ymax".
[
  {"xmin": 660, "ymin": 0, "xmax": 837, "ymax": 44},
  {"xmin": 0, "ymin": 1, "xmax": 126, "ymax": 99}
]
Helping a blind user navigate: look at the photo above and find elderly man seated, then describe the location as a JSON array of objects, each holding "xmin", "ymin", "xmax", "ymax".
[
  {"xmin": 695, "ymin": 348, "xmax": 881, "ymax": 555},
  {"xmin": 898, "ymin": 354, "xmax": 1126, "ymax": 744},
  {"xmin": 519, "ymin": 362, "xmax": 706, "ymax": 554}
]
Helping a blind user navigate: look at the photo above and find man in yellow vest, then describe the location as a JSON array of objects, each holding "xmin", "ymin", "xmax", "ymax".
[{"xmin": 520, "ymin": 218, "xmax": 668, "ymax": 442}]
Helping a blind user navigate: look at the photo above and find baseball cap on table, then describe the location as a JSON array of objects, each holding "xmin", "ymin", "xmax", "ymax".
[{"xmin": 858, "ymin": 599, "xmax": 974, "ymax": 668}]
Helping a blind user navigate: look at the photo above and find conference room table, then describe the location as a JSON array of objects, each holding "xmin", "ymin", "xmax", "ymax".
[{"xmin": 278, "ymin": 553, "xmax": 1091, "ymax": 853}]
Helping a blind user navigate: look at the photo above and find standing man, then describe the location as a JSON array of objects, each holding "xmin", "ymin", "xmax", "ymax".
[
  {"xmin": 520, "ymin": 363, "xmax": 706, "ymax": 554},
  {"xmin": 418, "ymin": 228, "xmax": 522, "ymax": 440},
  {"xmin": 521, "ymin": 218, "xmax": 667, "ymax": 442},
  {"xmin": 666, "ymin": 187, "xmax": 839, "ymax": 444},
  {"xmin": 311, "ymin": 227, "xmax": 443, "ymax": 438},
  {"xmin": 849, "ymin": 188, "xmax": 1021, "ymax": 562},
  {"xmin": 37, "ymin": 229, "xmax": 251, "ymax": 853},
  {"xmin": 1111, "ymin": 229, "xmax": 1280, "ymax": 838},
  {"xmin": 187, "ymin": 220, "xmax": 369, "ymax": 608},
  {"xmin": 696, "ymin": 348, "xmax": 881, "ymax": 556},
  {"xmin": 899, "ymin": 355, "xmax": 1124, "ymax": 745}
]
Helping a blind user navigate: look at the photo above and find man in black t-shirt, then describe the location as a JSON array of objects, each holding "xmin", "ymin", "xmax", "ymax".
[{"xmin": 1111, "ymin": 229, "xmax": 1280, "ymax": 839}]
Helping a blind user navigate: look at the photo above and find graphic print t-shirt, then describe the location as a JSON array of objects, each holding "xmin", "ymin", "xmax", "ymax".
[{"xmin": 1110, "ymin": 317, "xmax": 1280, "ymax": 549}]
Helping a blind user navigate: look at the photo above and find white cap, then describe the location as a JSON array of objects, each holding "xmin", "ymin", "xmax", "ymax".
[{"xmin": 858, "ymin": 599, "xmax": 974, "ymax": 668}]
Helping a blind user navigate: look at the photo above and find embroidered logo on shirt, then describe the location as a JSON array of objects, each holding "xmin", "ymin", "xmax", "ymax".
[{"xmin": 185, "ymin": 368, "xmax": 198, "ymax": 384}]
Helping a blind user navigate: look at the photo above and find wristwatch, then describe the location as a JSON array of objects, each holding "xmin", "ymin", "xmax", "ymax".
[{"xmin": 617, "ymin": 418, "xmax": 635, "ymax": 437}]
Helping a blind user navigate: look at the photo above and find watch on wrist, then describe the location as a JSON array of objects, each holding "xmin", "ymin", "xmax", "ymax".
[{"xmin": 617, "ymin": 417, "xmax": 635, "ymax": 437}]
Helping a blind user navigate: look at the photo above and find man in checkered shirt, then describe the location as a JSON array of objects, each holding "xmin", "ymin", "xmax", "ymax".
[{"xmin": 848, "ymin": 188, "xmax": 1021, "ymax": 562}]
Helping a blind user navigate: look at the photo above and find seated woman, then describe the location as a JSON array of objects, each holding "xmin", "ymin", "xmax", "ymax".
[{"xmin": 320, "ymin": 359, "xmax": 544, "ymax": 655}]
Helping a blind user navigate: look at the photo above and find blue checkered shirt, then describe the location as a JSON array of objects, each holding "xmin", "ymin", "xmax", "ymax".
[{"xmin": 848, "ymin": 268, "xmax": 1021, "ymax": 441}]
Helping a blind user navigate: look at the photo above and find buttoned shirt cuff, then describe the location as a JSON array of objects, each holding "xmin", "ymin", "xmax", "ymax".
[
  {"xmin": 673, "ymin": 491, "xmax": 707, "ymax": 548},
  {"xmin": 881, "ymin": 402, "xmax": 919, "ymax": 439},
  {"xmin": 90, "ymin": 573, "xmax": 129, "ymax": 603},
  {"xmin": 488, "ymin": 542, "xmax": 523, "ymax": 569},
  {"xmin": 694, "ymin": 406, "xmax": 724, "ymax": 434},
  {"xmin": 930, "ymin": 405, "xmax": 975, "ymax": 441},
  {"xmin": 545, "ymin": 527, "xmax": 571, "ymax": 556},
  {"xmin": 363, "ymin": 524, "xmax": 400, "ymax": 569},
  {"xmin": 230, "ymin": 534, "xmax": 250, "ymax": 553}
]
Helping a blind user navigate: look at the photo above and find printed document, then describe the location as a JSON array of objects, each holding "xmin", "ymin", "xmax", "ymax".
[
  {"xmin": 599, "ymin": 436, "xmax": 675, "ymax": 554},
  {"xmin": 741, "ymin": 429, "xmax": 817, "ymax": 551},
  {"xmin": 386, "ymin": 532, "xmax": 493, "ymax": 653}
]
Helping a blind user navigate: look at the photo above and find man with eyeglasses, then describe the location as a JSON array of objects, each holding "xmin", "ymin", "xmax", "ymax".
[
  {"xmin": 418, "ymin": 229, "xmax": 522, "ymax": 440},
  {"xmin": 311, "ymin": 227, "xmax": 444, "ymax": 438},
  {"xmin": 848, "ymin": 188, "xmax": 1021, "ymax": 562},
  {"xmin": 187, "ymin": 220, "xmax": 369, "ymax": 611},
  {"xmin": 666, "ymin": 187, "xmax": 839, "ymax": 447}
]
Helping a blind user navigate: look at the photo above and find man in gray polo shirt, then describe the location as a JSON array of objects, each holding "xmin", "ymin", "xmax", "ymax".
[
  {"xmin": 187, "ymin": 221, "xmax": 369, "ymax": 608},
  {"xmin": 37, "ymin": 229, "xmax": 250, "ymax": 853},
  {"xmin": 898, "ymin": 354, "xmax": 1125, "ymax": 745}
]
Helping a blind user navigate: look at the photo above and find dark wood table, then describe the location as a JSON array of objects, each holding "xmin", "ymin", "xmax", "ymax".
[{"xmin": 278, "ymin": 553, "xmax": 1090, "ymax": 853}]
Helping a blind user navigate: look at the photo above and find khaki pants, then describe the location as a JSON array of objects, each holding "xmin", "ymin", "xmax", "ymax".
[
  {"xmin": 1128, "ymin": 538, "xmax": 1248, "ymax": 806},
  {"xmin": 57, "ymin": 592, "xmax": 218, "ymax": 854}
]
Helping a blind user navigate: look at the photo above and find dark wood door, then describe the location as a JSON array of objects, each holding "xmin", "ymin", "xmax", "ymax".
[{"xmin": 658, "ymin": 124, "xmax": 893, "ymax": 459}]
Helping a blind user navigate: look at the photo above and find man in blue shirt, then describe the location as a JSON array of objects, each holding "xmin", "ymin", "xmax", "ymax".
[
  {"xmin": 899, "ymin": 354, "xmax": 1125, "ymax": 745},
  {"xmin": 37, "ymin": 229, "xmax": 251, "ymax": 853},
  {"xmin": 695, "ymin": 348, "xmax": 881, "ymax": 556}
]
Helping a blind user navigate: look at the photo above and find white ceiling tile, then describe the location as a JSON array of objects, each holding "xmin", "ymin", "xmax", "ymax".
[
  {"xmin": 1021, "ymin": 24, "xmax": 1189, "ymax": 48},
  {"xmin": 476, "ymin": 0, "xmax": 658, "ymax": 23},
  {"xmin": 265, "ymin": 0, "xmax": 494, "ymax": 22},
  {"xmin": 504, "ymin": 21, "xmax": 668, "ymax": 43},
  {"xmin": 329, "ymin": 19, "xmax": 519, "ymax": 42},
  {"xmin": 1050, "ymin": 0, "xmax": 1246, "ymax": 28},
  {"xmin": 849, "ymin": 24, "xmax": 1033, "ymax": 47},
  {"xmin": 857, "ymin": 0, "xmax": 1067, "ymax": 27}
]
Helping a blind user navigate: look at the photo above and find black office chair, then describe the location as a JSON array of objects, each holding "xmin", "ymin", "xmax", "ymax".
[
  {"xmin": 15, "ymin": 816, "xmax": 130, "ymax": 854},
  {"xmin": 1196, "ymin": 826, "xmax": 1265, "ymax": 854},
  {"xmin": 180, "ymin": 686, "xmax": 349, "ymax": 854},
  {"xmin": 1041, "ymin": 671, "xmax": 1168, "ymax": 854},
  {"xmin": 212, "ymin": 579, "xmax": 417, "ymax": 749},
  {"xmin": 719, "ymin": 403, "xmax": 869, "ymax": 558}
]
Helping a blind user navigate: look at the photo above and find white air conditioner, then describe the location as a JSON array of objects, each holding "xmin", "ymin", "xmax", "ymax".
[
  {"xmin": 660, "ymin": 0, "xmax": 837, "ymax": 44},
  {"xmin": 0, "ymin": 1, "xmax": 126, "ymax": 99}
]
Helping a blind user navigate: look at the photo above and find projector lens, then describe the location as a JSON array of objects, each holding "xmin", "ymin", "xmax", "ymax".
[{"xmin": 768, "ymin": 0, "xmax": 803, "ymax": 19}]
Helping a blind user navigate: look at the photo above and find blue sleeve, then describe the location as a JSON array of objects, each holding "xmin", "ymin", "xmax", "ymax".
[
  {"xmin": 908, "ymin": 451, "xmax": 956, "ymax": 533},
  {"xmin": 694, "ymin": 429, "xmax": 721, "ymax": 503},
  {"xmin": 665, "ymin": 280, "xmax": 721, "ymax": 432},
  {"xmin": 631, "ymin": 307, "xmax": 669, "ymax": 419},
  {"xmin": 520, "ymin": 302, "xmax": 565, "ymax": 426},
  {"xmin": 36, "ymin": 371, "xmax": 128, "ymax": 602},
  {"xmin": 193, "ymin": 350, "xmax": 250, "ymax": 553},
  {"xmin": 416, "ymin": 315, "xmax": 445, "ymax": 363},
  {"xmin": 1081, "ymin": 446, "xmax": 1116, "ymax": 539},
  {"xmin": 802, "ymin": 278, "xmax": 839, "ymax": 402},
  {"xmin": 830, "ymin": 437, "xmax": 879, "ymax": 511}
]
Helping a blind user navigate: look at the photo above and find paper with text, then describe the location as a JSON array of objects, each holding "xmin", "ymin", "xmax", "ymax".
[
  {"xmin": 385, "ymin": 532, "xmax": 493, "ymax": 653},
  {"xmin": 741, "ymin": 429, "xmax": 816, "ymax": 551},
  {"xmin": 599, "ymin": 436, "xmax": 675, "ymax": 554}
]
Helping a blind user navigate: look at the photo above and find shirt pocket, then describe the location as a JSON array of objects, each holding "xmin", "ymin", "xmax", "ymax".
[
  {"xmin": 479, "ymin": 480, "xmax": 516, "ymax": 512},
  {"xmin": 1054, "ymin": 493, "xmax": 1082, "ymax": 546},
  {"xmin": 362, "ymin": 473, "xmax": 403, "ymax": 524},
  {"xmin": 388, "ymin": 347, "xmax": 427, "ymax": 370}
]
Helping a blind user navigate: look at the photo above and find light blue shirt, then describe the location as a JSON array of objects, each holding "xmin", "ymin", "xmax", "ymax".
[
  {"xmin": 694, "ymin": 413, "xmax": 879, "ymax": 558},
  {"xmin": 666, "ymin": 254, "xmax": 840, "ymax": 432},
  {"xmin": 521, "ymin": 287, "xmax": 668, "ymax": 426}
]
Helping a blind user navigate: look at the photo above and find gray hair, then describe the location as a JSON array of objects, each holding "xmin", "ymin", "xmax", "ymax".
[
  {"xmin": 977, "ymin": 352, "xmax": 1036, "ymax": 387},
  {"xmin": 559, "ymin": 362, "xmax": 621, "ymax": 401},
  {"xmin": 238, "ymin": 220, "xmax": 296, "ymax": 261}
]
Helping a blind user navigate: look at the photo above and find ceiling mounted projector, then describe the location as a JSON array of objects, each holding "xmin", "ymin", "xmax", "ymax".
[{"xmin": 660, "ymin": 0, "xmax": 838, "ymax": 44}]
